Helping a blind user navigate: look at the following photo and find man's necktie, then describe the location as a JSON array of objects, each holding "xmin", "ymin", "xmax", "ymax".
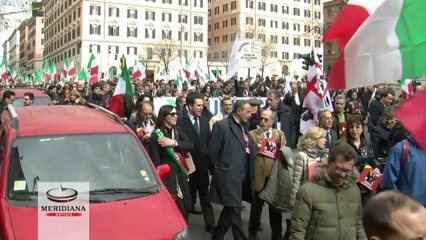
[{"xmin": 194, "ymin": 117, "xmax": 200, "ymax": 135}]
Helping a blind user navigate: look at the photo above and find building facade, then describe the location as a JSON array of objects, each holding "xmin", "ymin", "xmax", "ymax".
[
  {"xmin": 7, "ymin": 29, "xmax": 21, "ymax": 72},
  {"xmin": 26, "ymin": 16, "xmax": 45, "ymax": 73},
  {"xmin": 2, "ymin": 41, "xmax": 9, "ymax": 67},
  {"xmin": 208, "ymin": 0, "xmax": 324, "ymax": 80},
  {"xmin": 323, "ymin": 0, "xmax": 346, "ymax": 76},
  {"xmin": 19, "ymin": 20, "xmax": 30, "ymax": 74},
  {"xmin": 43, "ymin": 0, "xmax": 209, "ymax": 81}
]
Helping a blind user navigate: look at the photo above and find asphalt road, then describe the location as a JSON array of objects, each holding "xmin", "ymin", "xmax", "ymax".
[{"xmin": 187, "ymin": 200, "xmax": 291, "ymax": 240}]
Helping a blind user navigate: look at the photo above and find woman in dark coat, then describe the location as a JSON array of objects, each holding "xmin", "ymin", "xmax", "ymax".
[{"xmin": 149, "ymin": 105, "xmax": 193, "ymax": 222}]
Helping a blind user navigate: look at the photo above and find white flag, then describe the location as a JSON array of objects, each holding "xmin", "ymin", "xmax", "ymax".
[{"xmin": 226, "ymin": 35, "xmax": 240, "ymax": 80}]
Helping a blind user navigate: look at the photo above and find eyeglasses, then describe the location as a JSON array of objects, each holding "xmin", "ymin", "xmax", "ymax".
[
  {"xmin": 259, "ymin": 117, "xmax": 269, "ymax": 122},
  {"xmin": 331, "ymin": 162, "xmax": 353, "ymax": 176},
  {"xmin": 168, "ymin": 112, "xmax": 177, "ymax": 117}
]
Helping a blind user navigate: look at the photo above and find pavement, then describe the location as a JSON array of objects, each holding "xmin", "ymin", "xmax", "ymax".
[{"xmin": 188, "ymin": 200, "xmax": 291, "ymax": 240}]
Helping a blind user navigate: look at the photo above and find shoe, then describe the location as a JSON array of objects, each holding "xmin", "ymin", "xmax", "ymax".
[
  {"xmin": 190, "ymin": 207, "xmax": 202, "ymax": 214},
  {"xmin": 205, "ymin": 225, "xmax": 214, "ymax": 233},
  {"xmin": 258, "ymin": 223, "xmax": 263, "ymax": 232}
]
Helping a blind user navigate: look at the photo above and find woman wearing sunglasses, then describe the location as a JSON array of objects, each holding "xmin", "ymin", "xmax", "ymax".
[{"xmin": 149, "ymin": 105, "xmax": 193, "ymax": 222}]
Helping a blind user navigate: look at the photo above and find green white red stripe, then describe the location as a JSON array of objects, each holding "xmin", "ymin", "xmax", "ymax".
[
  {"xmin": 324, "ymin": 0, "xmax": 426, "ymax": 90},
  {"xmin": 110, "ymin": 58, "xmax": 133, "ymax": 117},
  {"xmin": 87, "ymin": 53, "xmax": 98, "ymax": 84}
]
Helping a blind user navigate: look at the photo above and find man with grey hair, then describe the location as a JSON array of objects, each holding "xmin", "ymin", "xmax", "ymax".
[
  {"xmin": 318, "ymin": 109, "xmax": 337, "ymax": 150},
  {"xmin": 332, "ymin": 94, "xmax": 350, "ymax": 139}
]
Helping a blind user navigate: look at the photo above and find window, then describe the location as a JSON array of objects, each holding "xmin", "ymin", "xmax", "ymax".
[
  {"xmin": 214, "ymin": 36, "xmax": 219, "ymax": 45},
  {"xmin": 304, "ymin": 0, "xmax": 311, "ymax": 3},
  {"xmin": 127, "ymin": 27, "xmax": 137, "ymax": 37},
  {"xmin": 127, "ymin": 9, "xmax": 138, "ymax": 19},
  {"xmin": 258, "ymin": 2, "xmax": 265, "ymax": 10},
  {"xmin": 315, "ymin": 11, "xmax": 321, "ymax": 19},
  {"xmin": 178, "ymin": 31, "xmax": 188, "ymax": 41},
  {"xmin": 282, "ymin": 21, "xmax": 289, "ymax": 30},
  {"xmin": 214, "ymin": 6, "xmax": 219, "ymax": 15},
  {"xmin": 222, "ymin": 20, "xmax": 228, "ymax": 28},
  {"xmin": 108, "ymin": 45, "xmax": 119, "ymax": 56},
  {"xmin": 194, "ymin": 33, "xmax": 203, "ymax": 42},
  {"xmin": 293, "ymin": 23, "xmax": 300, "ymax": 31},
  {"xmin": 294, "ymin": 8, "xmax": 300, "ymax": 16},
  {"xmin": 304, "ymin": 9, "xmax": 310, "ymax": 17},
  {"xmin": 270, "ymin": 20, "xmax": 278, "ymax": 28},
  {"xmin": 314, "ymin": 26, "xmax": 321, "ymax": 34},
  {"xmin": 109, "ymin": 7, "xmax": 119, "ymax": 17},
  {"xmin": 258, "ymin": 18, "xmax": 265, "ymax": 27},
  {"xmin": 90, "ymin": 44, "xmax": 100, "ymax": 53},
  {"xmin": 270, "ymin": 51, "xmax": 277, "ymax": 58},
  {"xmin": 258, "ymin": 33, "xmax": 266, "ymax": 42},
  {"xmin": 246, "ymin": 0, "xmax": 253, "ymax": 9},
  {"xmin": 282, "ymin": 6, "xmax": 289, "ymax": 14},
  {"xmin": 315, "ymin": 0, "xmax": 321, "ymax": 5},
  {"xmin": 147, "ymin": 47, "xmax": 153, "ymax": 59},
  {"xmin": 214, "ymin": 22, "xmax": 219, "ymax": 30},
  {"xmin": 194, "ymin": 16, "xmax": 203, "ymax": 25},
  {"xmin": 270, "ymin": 35, "xmax": 278, "ymax": 44},
  {"xmin": 162, "ymin": 13, "xmax": 172, "ymax": 22},
  {"xmin": 145, "ymin": 28, "xmax": 155, "ymax": 38},
  {"xmin": 162, "ymin": 29, "xmax": 171, "ymax": 39},
  {"xmin": 162, "ymin": 0, "xmax": 172, "ymax": 3},
  {"xmin": 108, "ymin": 25, "xmax": 119, "ymax": 36},
  {"xmin": 294, "ymin": 37, "xmax": 300, "ymax": 46},
  {"xmin": 222, "ymin": 35, "xmax": 228, "ymax": 43},
  {"xmin": 282, "ymin": 52, "xmax": 289, "ymax": 60},
  {"xmin": 178, "ymin": 0, "xmax": 188, "ymax": 5},
  {"xmin": 270, "ymin": 4, "xmax": 278, "ymax": 12},
  {"xmin": 282, "ymin": 36, "xmax": 289, "ymax": 44},
  {"xmin": 231, "ymin": 33, "xmax": 236, "ymax": 41},
  {"xmin": 231, "ymin": 1, "xmax": 236, "ymax": 10},
  {"xmin": 304, "ymin": 25, "xmax": 311, "ymax": 33},
  {"xmin": 246, "ymin": 17, "xmax": 253, "ymax": 25},
  {"xmin": 315, "ymin": 40, "xmax": 321, "ymax": 48},
  {"xmin": 89, "ymin": 24, "xmax": 101, "ymax": 35},
  {"xmin": 231, "ymin": 17, "xmax": 236, "ymax": 26},
  {"xmin": 223, "ymin": 4, "xmax": 228, "ymax": 12},
  {"xmin": 221, "ymin": 51, "xmax": 227, "ymax": 58},
  {"xmin": 193, "ymin": 50, "xmax": 203, "ymax": 59},
  {"xmin": 145, "ymin": 11, "xmax": 155, "ymax": 20},
  {"xmin": 194, "ymin": 0, "xmax": 203, "ymax": 7},
  {"xmin": 178, "ymin": 14, "xmax": 188, "ymax": 23},
  {"xmin": 245, "ymin": 32, "xmax": 254, "ymax": 38},
  {"xmin": 90, "ymin": 5, "xmax": 101, "ymax": 16},
  {"xmin": 304, "ymin": 39, "xmax": 311, "ymax": 47},
  {"xmin": 214, "ymin": 52, "xmax": 219, "ymax": 59},
  {"xmin": 127, "ymin": 46, "xmax": 137, "ymax": 55}
]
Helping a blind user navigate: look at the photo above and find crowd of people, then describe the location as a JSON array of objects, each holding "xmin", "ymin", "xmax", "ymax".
[{"xmin": 2, "ymin": 76, "xmax": 426, "ymax": 240}]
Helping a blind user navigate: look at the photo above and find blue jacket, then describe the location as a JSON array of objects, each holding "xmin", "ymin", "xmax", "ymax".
[{"xmin": 380, "ymin": 135, "xmax": 426, "ymax": 207}]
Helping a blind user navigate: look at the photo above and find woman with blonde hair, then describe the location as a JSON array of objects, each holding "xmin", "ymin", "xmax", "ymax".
[{"xmin": 290, "ymin": 126, "xmax": 328, "ymax": 206}]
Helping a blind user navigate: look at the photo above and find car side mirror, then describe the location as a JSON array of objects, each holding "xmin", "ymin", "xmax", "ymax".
[{"xmin": 156, "ymin": 164, "xmax": 170, "ymax": 180}]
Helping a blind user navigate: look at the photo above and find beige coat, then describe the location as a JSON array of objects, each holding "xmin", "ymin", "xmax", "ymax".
[{"xmin": 249, "ymin": 128, "xmax": 286, "ymax": 192}]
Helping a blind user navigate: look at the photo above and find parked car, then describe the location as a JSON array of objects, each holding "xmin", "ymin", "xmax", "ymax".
[
  {"xmin": 0, "ymin": 104, "xmax": 190, "ymax": 239},
  {"xmin": 0, "ymin": 88, "xmax": 52, "ymax": 106}
]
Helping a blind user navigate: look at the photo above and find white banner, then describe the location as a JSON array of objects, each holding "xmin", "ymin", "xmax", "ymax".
[
  {"xmin": 238, "ymin": 39, "xmax": 262, "ymax": 68},
  {"xmin": 226, "ymin": 36, "xmax": 240, "ymax": 80}
]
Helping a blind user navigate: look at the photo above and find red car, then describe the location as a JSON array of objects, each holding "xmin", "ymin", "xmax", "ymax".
[
  {"xmin": 0, "ymin": 105, "xmax": 190, "ymax": 239},
  {"xmin": 0, "ymin": 88, "xmax": 53, "ymax": 106}
]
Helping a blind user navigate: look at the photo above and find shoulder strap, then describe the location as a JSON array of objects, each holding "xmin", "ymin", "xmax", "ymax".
[{"xmin": 397, "ymin": 139, "xmax": 409, "ymax": 187}]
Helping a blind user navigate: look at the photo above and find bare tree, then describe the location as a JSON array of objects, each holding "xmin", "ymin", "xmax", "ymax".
[
  {"xmin": 259, "ymin": 41, "xmax": 279, "ymax": 78},
  {"xmin": 152, "ymin": 39, "xmax": 180, "ymax": 75}
]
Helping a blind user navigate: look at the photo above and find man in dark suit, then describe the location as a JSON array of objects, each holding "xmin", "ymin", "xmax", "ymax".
[
  {"xmin": 177, "ymin": 93, "xmax": 215, "ymax": 233},
  {"xmin": 369, "ymin": 88, "xmax": 394, "ymax": 126},
  {"xmin": 0, "ymin": 90, "xmax": 15, "ymax": 116},
  {"xmin": 209, "ymin": 100, "xmax": 254, "ymax": 240},
  {"xmin": 318, "ymin": 109, "xmax": 338, "ymax": 150}
]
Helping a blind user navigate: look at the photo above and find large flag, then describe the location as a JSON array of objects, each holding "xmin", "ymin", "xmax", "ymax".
[
  {"xmin": 87, "ymin": 53, "xmax": 99, "ymax": 84},
  {"xmin": 132, "ymin": 59, "xmax": 142, "ymax": 81},
  {"xmin": 183, "ymin": 57, "xmax": 191, "ymax": 79},
  {"xmin": 43, "ymin": 59, "xmax": 50, "ymax": 82},
  {"xmin": 63, "ymin": 58, "xmax": 75, "ymax": 80},
  {"xmin": 300, "ymin": 52, "xmax": 333, "ymax": 134},
  {"xmin": 110, "ymin": 57, "xmax": 133, "ymax": 118},
  {"xmin": 215, "ymin": 66, "xmax": 222, "ymax": 82},
  {"xmin": 77, "ymin": 68, "xmax": 88, "ymax": 82},
  {"xmin": 323, "ymin": 0, "xmax": 426, "ymax": 90},
  {"xmin": 400, "ymin": 79, "xmax": 413, "ymax": 99},
  {"xmin": 33, "ymin": 69, "xmax": 43, "ymax": 84},
  {"xmin": 396, "ymin": 89, "xmax": 426, "ymax": 152},
  {"xmin": 175, "ymin": 71, "xmax": 183, "ymax": 94},
  {"xmin": 194, "ymin": 61, "xmax": 209, "ymax": 86},
  {"xmin": 226, "ymin": 35, "xmax": 240, "ymax": 80},
  {"xmin": 50, "ymin": 60, "xmax": 60, "ymax": 81},
  {"xmin": 0, "ymin": 57, "xmax": 7, "ymax": 81}
]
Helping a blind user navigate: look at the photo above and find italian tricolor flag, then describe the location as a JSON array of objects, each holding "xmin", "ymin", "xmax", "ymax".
[
  {"xmin": 0, "ymin": 57, "xmax": 7, "ymax": 81},
  {"xmin": 110, "ymin": 58, "xmax": 134, "ymax": 118},
  {"xmin": 87, "ymin": 53, "xmax": 99, "ymax": 84},
  {"xmin": 183, "ymin": 58, "xmax": 191, "ymax": 79},
  {"xmin": 63, "ymin": 58, "xmax": 75, "ymax": 80},
  {"xmin": 400, "ymin": 79, "xmax": 413, "ymax": 99},
  {"xmin": 324, "ymin": 0, "xmax": 426, "ymax": 90}
]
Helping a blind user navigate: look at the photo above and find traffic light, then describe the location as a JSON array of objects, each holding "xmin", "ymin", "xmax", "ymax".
[{"xmin": 300, "ymin": 53, "xmax": 314, "ymax": 71}]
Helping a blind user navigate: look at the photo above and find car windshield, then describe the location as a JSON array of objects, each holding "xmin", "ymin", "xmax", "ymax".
[
  {"xmin": 12, "ymin": 97, "xmax": 51, "ymax": 106},
  {"xmin": 7, "ymin": 133, "xmax": 159, "ymax": 206}
]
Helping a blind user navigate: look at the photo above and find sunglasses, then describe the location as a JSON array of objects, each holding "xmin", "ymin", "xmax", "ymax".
[{"xmin": 168, "ymin": 112, "xmax": 177, "ymax": 117}]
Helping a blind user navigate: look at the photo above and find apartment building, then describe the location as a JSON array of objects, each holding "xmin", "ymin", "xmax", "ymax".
[
  {"xmin": 7, "ymin": 29, "xmax": 21, "ymax": 72},
  {"xmin": 19, "ymin": 20, "xmax": 30, "ymax": 74},
  {"xmin": 323, "ymin": 0, "xmax": 345, "ymax": 75},
  {"xmin": 208, "ymin": 0, "xmax": 324, "ymax": 79},
  {"xmin": 26, "ymin": 16, "xmax": 45, "ymax": 72},
  {"xmin": 43, "ymin": 0, "xmax": 208, "ymax": 80}
]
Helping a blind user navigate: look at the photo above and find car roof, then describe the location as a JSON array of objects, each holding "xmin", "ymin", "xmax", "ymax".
[
  {"xmin": 1, "ymin": 88, "xmax": 48, "ymax": 98},
  {"xmin": 11, "ymin": 106, "xmax": 128, "ymax": 136}
]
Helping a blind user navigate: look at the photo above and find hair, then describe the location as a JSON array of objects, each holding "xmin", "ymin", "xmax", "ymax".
[
  {"xmin": 298, "ymin": 126, "xmax": 327, "ymax": 151},
  {"xmin": 156, "ymin": 105, "xmax": 178, "ymax": 136},
  {"xmin": 221, "ymin": 96, "xmax": 232, "ymax": 106},
  {"xmin": 380, "ymin": 87, "xmax": 395, "ymax": 98},
  {"xmin": 136, "ymin": 94, "xmax": 153, "ymax": 106},
  {"xmin": 261, "ymin": 109, "xmax": 276, "ymax": 122},
  {"xmin": 176, "ymin": 96, "xmax": 185, "ymax": 106},
  {"xmin": 363, "ymin": 191, "xmax": 424, "ymax": 239},
  {"xmin": 336, "ymin": 114, "xmax": 366, "ymax": 145},
  {"xmin": 334, "ymin": 94, "xmax": 346, "ymax": 102},
  {"xmin": 156, "ymin": 89, "xmax": 166, "ymax": 97},
  {"xmin": 382, "ymin": 105, "xmax": 396, "ymax": 119},
  {"xmin": 70, "ymin": 90, "xmax": 81, "ymax": 99},
  {"xmin": 328, "ymin": 143, "xmax": 357, "ymax": 164},
  {"xmin": 232, "ymin": 100, "xmax": 249, "ymax": 113},
  {"xmin": 317, "ymin": 109, "xmax": 332, "ymax": 123},
  {"xmin": 122, "ymin": 94, "xmax": 136, "ymax": 120},
  {"xmin": 24, "ymin": 92, "xmax": 34, "ymax": 101},
  {"xmin": 186, "ymin": 92, "xmax": 203, "ymax": 106},
  {"xmin": 266, "ymin": 89, "xmax": 280, "ymax": 99},
  {"xmin": 48, "ymin": 85, "xmax": 56, "ymax": 92},
  {"xmin": 136, "ymin": 101, "xmax": 154, "ymax": 122},
  {"xmin": 2, "ymin": 90, "xmax": 15, "ymax": 100}
]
